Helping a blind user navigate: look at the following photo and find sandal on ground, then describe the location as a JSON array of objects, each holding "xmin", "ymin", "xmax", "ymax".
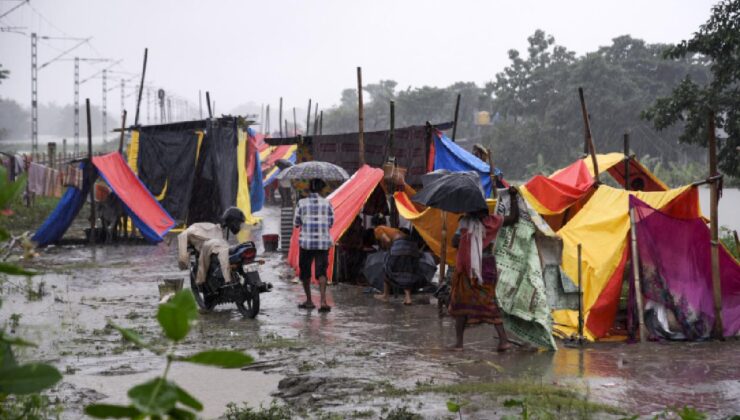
[
  {"xmin": 298, "ymin": 302, "xmax": 316, "ymax": 309},
  {"xmin": 318, "ymin": 305, "xmax": 332, "ymax": 313}
]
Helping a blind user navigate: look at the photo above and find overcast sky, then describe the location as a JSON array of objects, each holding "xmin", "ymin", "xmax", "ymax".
[{"xmin": 0, "ymin": 0, "xmax": 717, "ymax": 118}]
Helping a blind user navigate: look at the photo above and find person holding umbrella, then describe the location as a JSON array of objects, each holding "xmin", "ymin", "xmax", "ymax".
[
  {"xmin": 294, "ymin": 178, "xmax": 335, "ymax": 312},
  {"xmin": 449, "ymin": 186, "xmax": 519, "ymax": 352},
  {"xmin": 411, "ymin": 172, "xmax": 519, "ymax": 352}
]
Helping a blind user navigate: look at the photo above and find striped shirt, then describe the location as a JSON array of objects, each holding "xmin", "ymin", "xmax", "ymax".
[{"xmin": 294, "ymin": 193, "xmax": 334, "ymax": 250}]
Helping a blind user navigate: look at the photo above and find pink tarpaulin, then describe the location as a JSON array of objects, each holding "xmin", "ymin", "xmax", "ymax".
[
  {"xmin": 288, "ymin": 165, "xmax": 384, "ymax": 282},
  {"xmin": 630, "ymin": 196, "xmax": 740, "ymax": 338}
]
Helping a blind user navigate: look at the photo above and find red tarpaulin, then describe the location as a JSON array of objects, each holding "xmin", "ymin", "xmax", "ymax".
[
  {"xmin": 288, "ymin": 165, "xmax": 385, "ymax": 282},
  {"xmin": 523, "ymin": 159, "xmax": 595, "ymax": 215},
  {"xmin": 92, "ymin": 152, "xmax": 175, "ymax": 241}
]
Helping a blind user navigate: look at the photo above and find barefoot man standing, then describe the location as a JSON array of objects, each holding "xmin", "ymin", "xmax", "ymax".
[{"xmin": 295, "ymin": 179, "xmax": 334, "ymax": 313}]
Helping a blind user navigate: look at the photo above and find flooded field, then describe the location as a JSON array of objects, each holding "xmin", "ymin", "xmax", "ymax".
[{"xmin": 1, "ymin": 206, "xmax": 738, "ymax": 419}]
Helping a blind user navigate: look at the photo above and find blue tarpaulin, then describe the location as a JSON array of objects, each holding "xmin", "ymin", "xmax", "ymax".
[
  {"xmin": 432, "ymin": 131, "xmax": 503, "ymax": 197},
  {"xmin": 247, "ymin": 127, "xmax": 265, "ymax": 212}
]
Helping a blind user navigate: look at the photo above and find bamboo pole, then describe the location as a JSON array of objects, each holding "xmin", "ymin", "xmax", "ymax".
[
  {"xmin": 306, "ymin": 99, "xmax": 312, "ymax": 136},
  {"xmin": 293, "ymin": 107, "xmax": 297, "ymax": 136},
  {"xmin": 629, "ymin": 207, "xmax": 647, "ymax": 343},
  {"xmin": 357, "ymin": 67, "xmax": 365, "ymax": 166},
  {"xmin": 708, "ymin": 111, "xmax": 724, "ymax": 340},
  {"xmin": 486, "ymin": 147, "xmax": 498, "ymax": 199},
  {"xmin": 319, "ymin": 111, "xmax": 323, "ymax": 135},
  {"xmin": 206, "ymin": 91, "xmax": 213, "ymax": 118},
  {"xmin": 451, "ymin": 93, "xmax": 461, "ymax": 142},
  {"xmin": 734, "ymin": 230, "xmax": 739, "ymax": 252},
  {"xmin": 117, "ymin": 110, "xmax": 127, "ymax": 154},
  {"xmin": 134, "ymin": 48, "xmax": 147, "ymax": 126},
  {"xmin": 577, "ymin": 243, "xmax": 583, "ymax": 343},
  {"xmin": 278, "ymin": 97, "xmax": 283, "ymax": 138},
  {"xmin": 624, "ymin": 133, "xmax": 630, "ymax": 190},
  {"xmin": 285, "ymin": 120, "xmax": 289, "ymax": 139},
  {"xmin": 389, "ymin": 100, "xmax": 395, "ymax": 154},
  {"xmin": 86, "ymin": 99, "xmax": 96, "ymax": 244},
  {"xmin": 439, "ymin": 211, "xmax": 448, "ymax": 284},
  {"xmin": 313, "ymin": 102, "xmax": 319, "ymax": 135},
  {"xmin": 578, "ymin": 87, "xmax": 600, "ymax": 183}
]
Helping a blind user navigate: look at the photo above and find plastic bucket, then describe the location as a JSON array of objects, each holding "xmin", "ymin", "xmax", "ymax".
[{"xmin": 263, "ymin": 234, "xmax": 279, "ymax": 252}]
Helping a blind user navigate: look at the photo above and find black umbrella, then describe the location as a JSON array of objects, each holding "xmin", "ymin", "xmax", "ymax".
[
  {"xmin": 275, "ymin": 159, "xmax": 294, "ymax": 170},
  {"xmin": 411, "ymin": 171, "xmax": 487, "ymax": 213}
]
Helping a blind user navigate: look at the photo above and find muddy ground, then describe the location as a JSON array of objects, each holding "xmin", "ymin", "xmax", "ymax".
[{"xmin": 1, "ymin": 206, "xmax": 738, "ymax": 419}]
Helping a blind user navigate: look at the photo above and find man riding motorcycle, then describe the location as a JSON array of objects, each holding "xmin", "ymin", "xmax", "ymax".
[{"xmin": 177, "ymin": 207, "xmax": 245, "ymax": 286}]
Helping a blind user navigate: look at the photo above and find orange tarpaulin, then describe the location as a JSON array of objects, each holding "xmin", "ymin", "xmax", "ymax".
[
  {"xmin": 287, "ymin": 165, "xmax": 385, "ymax": 282},
  {"xmin": 394, "ymin": 191, "xmax": 460, "ymax": 266}
]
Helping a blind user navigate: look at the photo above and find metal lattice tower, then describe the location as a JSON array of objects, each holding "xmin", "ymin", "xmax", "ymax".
[
  {"xmin": 102, "ymin": 69, "xmax": 107, "ymax": 142},
  {"xmin": 74, "ymin": 57, "xmax": 80, "ymax": 154},
  {"xmin": 31, "ymin": 33, "xmax": 38, "ymax": 155}
]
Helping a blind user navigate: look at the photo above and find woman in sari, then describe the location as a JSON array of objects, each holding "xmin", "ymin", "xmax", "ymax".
[{"xmin": 449, "ymin": 186, "xmax": 519, "ymax": 352}]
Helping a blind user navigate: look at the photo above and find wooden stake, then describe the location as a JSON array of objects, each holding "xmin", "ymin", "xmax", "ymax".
[
  {"xmin": 313, "ymin": 102, "xmax": 319, "ymax": 135},
  {"xmin": 452, "ymin": 93, "xmax": 461, "ymax": 142},
  {"xmin": 206, "ymin": 91, "xmax": 213, "ymax": 118},
  {"xmin": 279, "ymin": 97, "xmax": 283, "ymax": 138},
  {"xmin": 293, "ymin": 107, "xmax": 297, "ymax": 136},
  {"xmin": 285, "ymin": 120, "xmax": 289, "ymax": 139},
  {"xmin": 86, "ymin": 98, "xmax": 96, "ymax": 244},
  {"xmin": 578, "ymin": 87, "xmax": 600, "ymax": 183},
  {"xmin": 134, "ymin": 48, "xmax": 148, "ymax": 125},
  {"xmin": 118, "ymin": 110, "xmax": 127, "ymax": 154},
  {"xmin": 734, "ymin": 230, "xmax": 739, "ymax": 252},
  {"xmin": 319, "ymin": 111, "xmax": 323, "ymax": 135},
  {"xmin": 439, "ymin": 211, "xmax": 448, "ymax": 284},
  {"xmin": 624, "ymin": 133, "xmax": 630, "ymax": 190},
  {"xmin": 708, "ymin": 110, "xmax": 724, "ymax": 339},
  {"xmin": 629, "ymin": 207, "xmax": 647, "ymax": 343},
  {"xmin": 306, "ymin": 99, "xmax": 312, "ymax": 135},
  {"xmin": 357, "ymin": 67, "xmax": 365, "ymax": 166},
  {"xmin": 487, "ymin": 147, "xmax": 498, "ymax": 199},
  {"xmin": 389, "ymin": 100, "xmax": 395, "ymax": 156},
  {"xmin": 577, "ymin": 243, "xmax": 584, "ymax": 343}
]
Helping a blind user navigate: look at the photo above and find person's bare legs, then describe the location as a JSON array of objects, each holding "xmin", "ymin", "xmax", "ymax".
[
  {"xmin": 403, "ymin": 289, "xmax": 413, "ymax": 305},
  {"xmin": 494, "ymin": 323, "xmax": 512, "ymax": 352},
  {"xmin": 449, "ymin": 316, "xmax": 466, "ymax": 351},
  {"xmin": 299, "ymin": 277, "xmax": 314, "ymax": 308},
  {"xmin": 318, "ymin": 275, "xmax": 329, "ymax": 309},
  {"xmin": 374, "ymin": 279, "xmax": 391, "ymax": 302}
]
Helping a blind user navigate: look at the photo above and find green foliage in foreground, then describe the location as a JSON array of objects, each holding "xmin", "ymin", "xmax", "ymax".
[
  {"xmin": 721, "ymin": 227, "xmax": 739, "ymax": 260},
  {"xmin": 0, "ymin": 171, "xmax": 62, "ymax": 418},
  {"xmin": 85, "ymin": 290, "xmax": 254, "ymax": 419}
]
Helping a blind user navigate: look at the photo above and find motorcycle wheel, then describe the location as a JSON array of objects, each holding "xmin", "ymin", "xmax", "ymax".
[
  {"xmin": 235, "ymin": 272, "xmax": 261, "ymax": 318},
  {"xmin": 190, "ymin": 264, "xmax": 215, "ymax": 311}
]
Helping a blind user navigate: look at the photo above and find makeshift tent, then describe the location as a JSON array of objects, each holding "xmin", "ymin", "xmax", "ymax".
[
  {"xmin": 629, "ymin": 196, "xmax": 740, "ymax": 338},
  {"xmin": 287, "ymin": 165, "xmax": 385, "ymax": 282},
  {"xmin": 265, "ymin": 123, "xmax": 453, "ymax": 186},
  {"xmin": 32, "ymin": 152, "xmax": 175, "ymax": 246},
  {"xmin": 432, "ymin": 130, "xmax": 506, "ymax": 197},
  {"xmin": 521, "ymin": 153, "xmax": 667, "ymax": 217},
  {"xmin": 128, "ymin": 118, "xmax": 260, "ymax": 226},
  {"xmin": 262, "ymin": 145, "xmax": 297, "ymax": 186},
  {"xmin": 552, "ymin": 185, "xmax": 701, "ymax": 340}
]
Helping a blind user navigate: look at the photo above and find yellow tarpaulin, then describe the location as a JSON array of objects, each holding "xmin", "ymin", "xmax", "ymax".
[
  {"xmin": 394, "ymin": 191, "xmax": 496, "ymax": 267},
  {"xmin": 237, "ymin": 129, "xmax": 260, "ymax": 225},
  {"xmin": 553, "ymin": 185, "xmax": 696, "ymax": 340},
  {"xmin": 127, "ymin": 130, "xmax": 140, "ymax": 173}
]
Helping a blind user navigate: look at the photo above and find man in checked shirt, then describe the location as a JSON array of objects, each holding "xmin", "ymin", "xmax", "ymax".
[{"xmin": 294, "ymin": 179, "xmax": 335, "ymax": 312}]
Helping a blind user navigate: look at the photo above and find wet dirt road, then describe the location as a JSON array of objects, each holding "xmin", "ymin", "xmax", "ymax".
[{"xmin": 2, "ymin": 206, "xmax": 739, "ymax": 418}]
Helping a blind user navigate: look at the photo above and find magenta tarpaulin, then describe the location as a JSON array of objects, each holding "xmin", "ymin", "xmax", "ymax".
[{"xmin": 629, "ymin": 196, "xmax": 740, "ymax": 338}]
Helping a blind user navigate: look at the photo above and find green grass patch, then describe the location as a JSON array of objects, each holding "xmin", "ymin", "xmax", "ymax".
[
  {"xmin": 253, "ymin": 332, "xmax": 304, "ymax": 351},
  {"xmin": 0, "ymin": 196, "xmax": 61, "ymax": 235}
]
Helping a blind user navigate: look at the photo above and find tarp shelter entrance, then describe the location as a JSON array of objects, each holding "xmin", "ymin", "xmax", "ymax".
[
  {"xmin": 127, "ymin": 117, "xmax": 261, "ymax": 226},
  {"xmin": 629, "ymin": 196, "xmax": 740, "ymax": 339},
  {"xmin": 287, "ymin": 165, "xmax": 385, "ymax": 283},
  {"xmin": 32, "ymin": 152, "xmax": 175, "ymax": 246},
  {"xmin": 553, "ymin": 185, "xmax": 701, "ymax": 340}
]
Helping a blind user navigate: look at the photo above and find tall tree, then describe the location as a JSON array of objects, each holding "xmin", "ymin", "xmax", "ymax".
[{"xmin": 643, "ymin": 0, "xmax": 740, "ymax": 178}]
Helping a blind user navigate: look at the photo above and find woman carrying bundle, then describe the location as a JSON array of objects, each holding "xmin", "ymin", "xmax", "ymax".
[{"xmin": 449, "ymin": 187, "xmax": 520, "ymax": 352}]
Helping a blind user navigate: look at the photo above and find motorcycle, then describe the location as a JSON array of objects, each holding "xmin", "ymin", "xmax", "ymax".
[{"xmin": 189, "ymin": 241, "xmax": 272, "ymax": 318}]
